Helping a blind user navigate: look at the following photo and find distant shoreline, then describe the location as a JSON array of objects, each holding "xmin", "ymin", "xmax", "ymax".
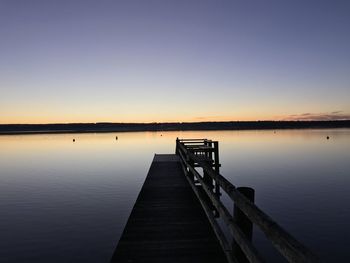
[{"xmin": 0, "ymin": 120, "xmax": 349, "ymax": 135}]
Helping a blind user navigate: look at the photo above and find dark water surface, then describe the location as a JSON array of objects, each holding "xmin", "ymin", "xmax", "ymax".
[{"xmin": 0, "ymin": 129, "xmax": 349, "ymax": 262}]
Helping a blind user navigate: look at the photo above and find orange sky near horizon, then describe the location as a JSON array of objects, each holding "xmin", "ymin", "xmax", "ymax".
[{"xmin": 1, "ymin": 109, "xmax": 350, "ymax": 124}]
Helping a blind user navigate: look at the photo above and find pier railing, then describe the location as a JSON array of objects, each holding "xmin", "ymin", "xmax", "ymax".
[{"xmin": 175, "ymin": 138, "xmax": 319, "ymax": 263}]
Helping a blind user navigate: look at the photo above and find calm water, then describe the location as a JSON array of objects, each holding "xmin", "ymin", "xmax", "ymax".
[{"xmin": 0, "ymin": 129, "xmax": 349, "ymax": 262}]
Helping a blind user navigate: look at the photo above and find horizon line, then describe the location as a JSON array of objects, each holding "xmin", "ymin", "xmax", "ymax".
[{"xmin": 1, "ymin": 119, "xmax": 350, "ymax": 126}]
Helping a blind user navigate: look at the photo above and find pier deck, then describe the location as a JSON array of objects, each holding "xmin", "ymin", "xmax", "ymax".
[{"xmin": 111, "ymin": 154, "xmax": 227, "ymax": 263}]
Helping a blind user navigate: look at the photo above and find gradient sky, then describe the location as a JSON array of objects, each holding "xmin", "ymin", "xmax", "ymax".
[{"xmin": 0, "ymin": 0, "xmax": 349, "ymax": 124}]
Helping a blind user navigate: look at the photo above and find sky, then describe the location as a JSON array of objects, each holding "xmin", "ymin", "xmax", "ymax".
[{"xmin": 0, "ymin": 0, "xmax": 349, "ymax": 124}]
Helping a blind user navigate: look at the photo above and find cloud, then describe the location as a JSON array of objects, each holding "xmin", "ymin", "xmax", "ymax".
[{"xmin": 281, "ymin": 111, "xmax": 350, "ymax": 121}]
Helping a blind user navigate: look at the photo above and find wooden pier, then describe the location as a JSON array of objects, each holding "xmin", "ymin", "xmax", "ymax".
[
  {"xmin": 111, "ymin": 154, "xmax": 227, "ymax": 262},
  {"xmin": 111, "ymin": 139, "xmax": 320, "ymax": 263}
]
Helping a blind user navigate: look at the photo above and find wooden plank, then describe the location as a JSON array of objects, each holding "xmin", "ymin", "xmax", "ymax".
[{"xmin": 111, "ymin": 154, "xmax": 228, "ymax": 263}]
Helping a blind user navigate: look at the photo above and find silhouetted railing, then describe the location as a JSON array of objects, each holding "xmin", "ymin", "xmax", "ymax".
[{"xmin": 175, "ymin": 138, "xmax": 320, "ymax": 263}]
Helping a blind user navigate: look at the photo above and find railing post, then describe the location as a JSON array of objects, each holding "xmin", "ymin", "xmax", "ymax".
[
  {"xmin": 213, "ymin": 141, "xmax": 221, "ymax": 196},
  {"xmin": 203, "ymin": 140, "xmax": 214, "ymax": 190},
  {"xmin": 233, "ymin": 187, "xmax": 255, "ymax": 263},
  {"xmin": 175, "ymin": 137, "xmax": 179, "ymax": 155}
]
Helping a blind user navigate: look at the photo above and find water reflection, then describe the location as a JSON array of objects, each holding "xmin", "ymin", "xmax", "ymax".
[{"xmin": 0, "ymin": 129, "xmax": 349, "ymax": 262}]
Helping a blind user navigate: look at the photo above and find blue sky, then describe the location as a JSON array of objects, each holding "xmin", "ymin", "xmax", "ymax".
[{"xmin": 0, "ymin": 0, "xmax": 349, "ymax": 123}]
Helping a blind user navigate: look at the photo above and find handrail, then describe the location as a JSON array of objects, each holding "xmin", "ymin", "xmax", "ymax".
[
  {"xmin": 177, "ymin": 148, "xmax": 265, "ymax": 263},
  {"xmin": 176, "ymin": 138, "xmax": 320, "ymax": 263}
]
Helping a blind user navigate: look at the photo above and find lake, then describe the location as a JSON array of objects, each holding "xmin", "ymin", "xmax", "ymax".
[{"xmin": 0, "ymin": 129, "xmax": 349, "ymax": 262}]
